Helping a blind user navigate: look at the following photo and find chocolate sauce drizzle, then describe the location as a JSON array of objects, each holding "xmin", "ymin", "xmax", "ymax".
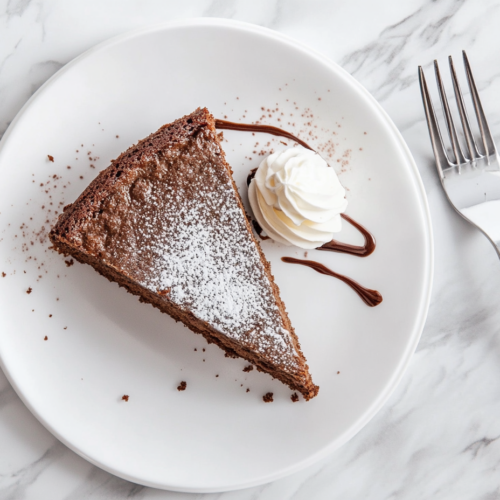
[
  {"xmin": 216, "ymin": 118, "xmax": 381, "ymax": 306},
  {"xmin": 215, "ymin": 119, "xmax": 314, "ymax": 151},
  {"xmin": 319, "ymin": 214, "xmax": 376, "ymax": 257},
  {"xmin": 281, "ymin": 257, "xmax": 383, "ymax": 307}
]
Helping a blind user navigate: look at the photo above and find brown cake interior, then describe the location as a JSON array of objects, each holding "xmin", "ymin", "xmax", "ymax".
[{"xmin": 49, "ymin": 107, "xmax": 319, "ymax": 400}]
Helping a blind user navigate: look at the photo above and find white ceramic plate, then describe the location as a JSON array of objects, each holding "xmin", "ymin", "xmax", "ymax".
[{"xmin": 0, "ymin": 19, "xmax": 433, "ymax": 492}]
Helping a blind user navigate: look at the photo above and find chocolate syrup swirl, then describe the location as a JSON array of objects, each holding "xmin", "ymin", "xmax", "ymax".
[
  {"xmin": 245, "ymin": 168, "xmax": 270, "ymax": 240},
  {"xmin": 215, "ymin": 119, "xmax": 314, "ymax": 151},
  {"xmin": 252, "ymin": 220, "xmax": 269, "ymax": 240},
  {"xmin": 318, "ymin": 214, "xmax": 376, "ymax": 257},
  {"xmin": 246, "ymin": 168, "xmax": 257, "ymax": 187},
  {"xmin": 281, "ymin": 257, "xmax": 383, "ymax": 307},
  {"xmin": 244, "ymin": 167, "xmax": 374, "ymax": 255}
]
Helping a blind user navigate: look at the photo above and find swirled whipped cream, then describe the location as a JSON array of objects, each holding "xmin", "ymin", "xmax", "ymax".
[{"xmin": 248, "ymin": 148, "xmax": 348, "ymax": 249}]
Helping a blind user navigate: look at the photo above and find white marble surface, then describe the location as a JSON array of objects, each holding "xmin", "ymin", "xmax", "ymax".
[{"xmin": 2, "ymin": 0, "xmax": 500, "ymax": 498}]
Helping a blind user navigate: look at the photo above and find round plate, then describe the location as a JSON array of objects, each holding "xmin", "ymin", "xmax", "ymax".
[{"xmin": 0, "ymin": 19, "xmax": 433, "ymax": 492}]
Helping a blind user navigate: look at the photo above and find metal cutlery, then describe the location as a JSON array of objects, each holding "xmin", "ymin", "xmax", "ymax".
[{"xmin": 419, "ymin": 51, "xmax": 500, "ymax": 258}]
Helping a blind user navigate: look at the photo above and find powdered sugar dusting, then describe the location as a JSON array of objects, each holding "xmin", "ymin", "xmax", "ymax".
[{"xmin": 80, "ymin": 127, "xmax": 300, "ymax": 372}]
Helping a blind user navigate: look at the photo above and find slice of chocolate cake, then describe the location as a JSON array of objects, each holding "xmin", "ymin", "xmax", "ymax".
[{"xmin": 49, "ymin": 108, "xmax": 319, "ymax": 400}]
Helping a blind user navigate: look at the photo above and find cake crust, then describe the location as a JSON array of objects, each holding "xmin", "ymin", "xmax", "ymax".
[{"xmin": 49, "ymin": 108, "xmax": 319, "ymax": 400}]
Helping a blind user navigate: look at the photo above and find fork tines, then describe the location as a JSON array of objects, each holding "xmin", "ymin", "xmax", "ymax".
[{"xmin": 419, "ymin": 51, "xmax": 498, "ymax": 177}]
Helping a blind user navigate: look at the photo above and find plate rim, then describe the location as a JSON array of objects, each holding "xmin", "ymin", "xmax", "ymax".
[{"xmin": 0, "ymin": 18, "xmax": 434, "ymax": 492}]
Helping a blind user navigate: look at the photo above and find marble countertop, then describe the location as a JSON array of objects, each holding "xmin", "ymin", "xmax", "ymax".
[{"xmin": 2, "ymin": 0, "xmax": 500, "ymax": 498}]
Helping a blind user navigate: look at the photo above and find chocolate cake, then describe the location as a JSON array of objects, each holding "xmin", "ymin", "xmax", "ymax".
[{"xmin": 49, "ymin": 108, "xmax": 319, "ymax": 400}]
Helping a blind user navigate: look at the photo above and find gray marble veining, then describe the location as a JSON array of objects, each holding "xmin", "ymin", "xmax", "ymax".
[{"xmin": 2, "ymin": 0, "xmax": 500, "ymax": 498}]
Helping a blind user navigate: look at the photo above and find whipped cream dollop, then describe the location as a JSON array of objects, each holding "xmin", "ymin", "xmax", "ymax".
[{"xmin": 248, "ymin": 148, "xmax": 348, "ymax": 249}]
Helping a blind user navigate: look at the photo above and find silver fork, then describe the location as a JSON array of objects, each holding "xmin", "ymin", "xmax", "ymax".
[{"xmin": 419, "ymin": 51, "xmax": 500, "ymax": 258}]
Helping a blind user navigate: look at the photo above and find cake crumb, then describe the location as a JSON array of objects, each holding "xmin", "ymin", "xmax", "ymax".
[
  {"xmin": 337, "ymin": 371, "xmax": 340, "ymax": 374},
  {"xmin": 194, "ymin": 348, "xmax": 197, "ymax": 351},
  {"xmin": 157, "ymin": 288, "xmax": 170, "ymax": 297},
  {"xmin": 64, "ymin": 327, "xmax": 67, "ymax": 330},
  {"xmin": 1, "ymin": 272, "xmax": 5, "ymax": 277},
  {"xmin": 44, "ymin": 336, "xmax": 48, "ymax": 341},
  {"xmin": 246, "ymin": 388, "xmax": 250, "ymax": 392},
  {"xmin": 122, "ymin": 395, "xmax": 129, "ymax": 402},
  {"xmin": 243, "ymin": 365, "xmax": 254, "ymax": 372},
  {"xmin": 65, "ymin": 259, "xmax": 74, "ymax": 267},
  {"xmin": 215, "ymin": 374, "xmax": 219, "ymax": 378},
  {"xmin": 47, "ymin": 155, "xmax": 54, "ymax": 162},
  {"xmin": 291, "ymin": 393, "xmax": 299, "ymax": 403},
  {"xmin": 202, "ymin": 348, "xmax": 205, "ymax": 352},
  {"xmin": 26, "ymin": 287, "xmax": 32, "ymax": 294},
  {"xmin": 304, "ymin": 251, "xmax": 308, "ymax": 258},
  {"xmin": 116, "ymin": 135, "xmax": 119, "ymax": 138},
  {"xmin": 263, "ymin": 392, "xmax": 274, "ymax": 403},
  {"xmin": 177, "ymin": 381, "xmax": 187, "ymax": 391},
  {"xmin": 49, "ymin": 314, "xmax": 52, "ymax": 318}
]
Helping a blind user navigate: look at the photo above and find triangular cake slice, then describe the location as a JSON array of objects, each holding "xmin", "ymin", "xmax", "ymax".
[{"xmin": 49, "ymin": 108, "xmax": 319, "ymax": 400}]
